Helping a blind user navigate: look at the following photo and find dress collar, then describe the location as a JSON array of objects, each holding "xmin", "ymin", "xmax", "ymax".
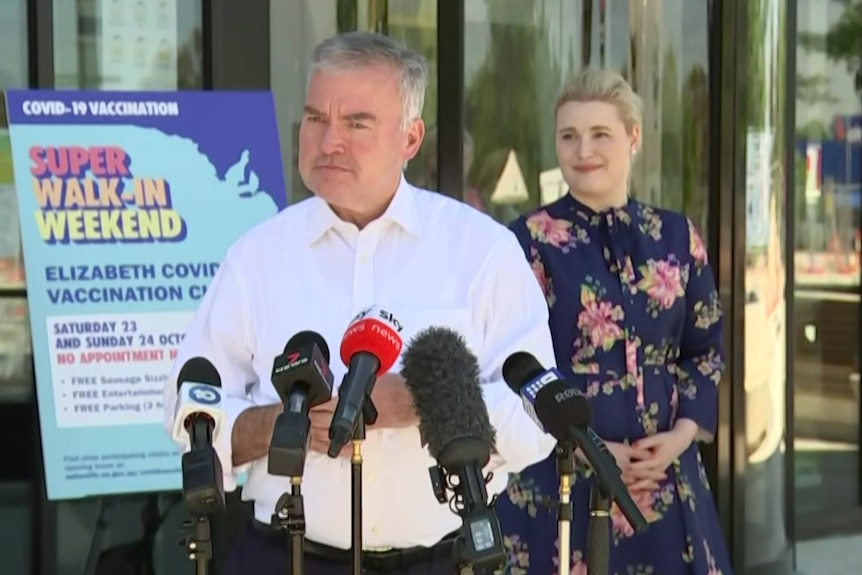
[{"xmin": 562, "ymin": 193, "xmax": 635, "ymax": 224}]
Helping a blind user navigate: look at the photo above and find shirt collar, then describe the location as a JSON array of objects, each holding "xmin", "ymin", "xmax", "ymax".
[{"xmin": 304, "ymin": 174, "xmax": 423, "ymax": 245}]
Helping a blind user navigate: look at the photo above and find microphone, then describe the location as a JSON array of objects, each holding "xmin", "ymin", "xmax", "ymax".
[
  {"xmin": 171, "ymin": 356, "xmax": 225, "ymax": 518},
  {"xmin": 401, "ymin": 326, "xmax": 506, "ymax": 572},
  {"xmin": 327, "ymin": 305, "xmax": 404, "ymax": 457},
  {"xmin": 501, "ymin": 352, "xmax": 648, "ymax": 534},
  {"xmin": 268, "ymin": 330, "xmax": 334, "ymax": 477}
]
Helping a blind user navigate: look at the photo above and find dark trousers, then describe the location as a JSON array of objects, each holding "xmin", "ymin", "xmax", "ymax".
[{"xmin": 223, "ymin": 522, "xmax": 461, "ymax": 575}]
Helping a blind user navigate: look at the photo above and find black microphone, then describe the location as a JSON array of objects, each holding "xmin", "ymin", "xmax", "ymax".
[
  {"xmin": 174, "ymin": 356, "xmax": 225, "ymax": 518},
  {"xmin": 401, "ymin": 326, "xmax": 507, "ymax": 573},
  {"xmin": 502, "ymin": 352, "xmax": 648, "ymax": 534},
  {"xmin": 268, "ymin": 330, "xmax": 334, "ymax": 477}
]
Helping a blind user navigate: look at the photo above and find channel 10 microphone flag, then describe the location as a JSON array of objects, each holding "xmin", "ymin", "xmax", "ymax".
[{"xmin": 4, "ymin": 91, "xmax": 287, "ymax": 500}]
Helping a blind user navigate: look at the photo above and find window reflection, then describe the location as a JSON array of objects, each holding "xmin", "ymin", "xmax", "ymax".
[
  {"xmin": 0, "ymin": 299, "xmax": 33, "ymax": 402},
  {"xmin": 0, "ymin": 0, "xmax": 27, "ymax": 291},
  {"xmin": 742, "ymin": 1, "xmax": 791, "ymax": 573},
  {"xmin": 52, "ymin": 0, "xmax": 203, "ymax": 90},
  {"xmin": 460, "ymin": 0, "xmax": 711, "ymax": 233},
  {"xmin": 793, "ymin": 0, "xmax": 862, "ymax": 543},
  {"xmin": 0, "ymin": 0, "xmax": 30, "ymax": 404},
  {"xmin": 273, "ymin": 0, "xmax": 437, "ymax": 205}
]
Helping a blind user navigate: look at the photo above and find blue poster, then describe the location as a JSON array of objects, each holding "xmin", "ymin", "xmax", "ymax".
[{"xmin": 4, "ymin": 90, "xmax": 286, "ymax": 500}]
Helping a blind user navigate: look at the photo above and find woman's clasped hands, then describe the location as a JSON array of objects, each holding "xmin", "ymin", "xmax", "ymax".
[{"xmin": 604, "ymin": 421, "xmax": 698, "ymax": 492}]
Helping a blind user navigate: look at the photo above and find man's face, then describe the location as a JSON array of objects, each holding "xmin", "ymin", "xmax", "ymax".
[{"xmin": 298, "ymin": 63, "xmax": 424, "ymax": 216}]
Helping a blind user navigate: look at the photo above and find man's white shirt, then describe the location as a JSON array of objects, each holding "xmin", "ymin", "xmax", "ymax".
[{"xmin": 163, "ymin": 176, "xmax": 557, "ymax": 550}]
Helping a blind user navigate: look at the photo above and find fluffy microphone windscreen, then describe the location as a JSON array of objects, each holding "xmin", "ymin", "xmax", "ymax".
[
  {"xmin": 400, "ymin": 326, "xmax": 496, "ymax": 462},
  {"xmin": 177, "ymin": 356, "xmax": 221, "ymax": 391}
]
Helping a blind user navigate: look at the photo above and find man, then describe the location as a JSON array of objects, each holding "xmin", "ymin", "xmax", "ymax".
[{"xmin": 163, "ymin": 32, "xmax": 556, "ymax": 575}]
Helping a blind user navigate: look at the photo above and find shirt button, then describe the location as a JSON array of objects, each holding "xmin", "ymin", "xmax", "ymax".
[
  {"xmin": 367, "ymin": 473, "xmax": 376, "ymax": 482},
  {"xmin": 359, "ymin": 254, "xmax": 369, "ymax": 264},
  {"xmin": 371, "ymin": 526, "xmax": 379, "ymax": 534}
]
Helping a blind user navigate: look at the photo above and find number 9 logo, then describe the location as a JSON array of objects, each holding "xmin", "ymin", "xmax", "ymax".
[{"xmin": 189, "ymin": 385, "xmax": 221, "ymax": 405}]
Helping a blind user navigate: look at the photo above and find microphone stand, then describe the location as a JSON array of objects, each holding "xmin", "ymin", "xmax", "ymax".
[
  {"xmin": 272, "ymin": 477, "xmax": 306, "ymax": 575},
  {"xmin": 184, "ymin": 516, "xmax": 214, "ymax": 575},
  {"xmin": 555, "ymin": 446, "xmax": 575, "ymax": 575},
  {"xmin": 586, "ymin": 484, "xmax": 611, "ymax": 575},
  {"xmin": 350, "ymin": 397, "xmax": 378, "ymax": 575},
  {"xmin": 268, "ymin": 410, "xmax": 315, "ymax": 575},
  {"xmin": 180, "ymin": 420, "xmax": 224, "ymax": 575},
  {"xmin": 575, "ymin": 431, "xmax": 637, "ymax": 575}
]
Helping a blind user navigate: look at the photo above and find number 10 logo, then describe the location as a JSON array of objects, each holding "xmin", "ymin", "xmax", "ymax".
[{"xmin": 189, "ymin": 385, "xmax": 221, "ymax": 405}]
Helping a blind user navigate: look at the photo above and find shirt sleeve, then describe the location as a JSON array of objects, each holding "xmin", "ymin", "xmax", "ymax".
[
  {"xmin": 676, "ymin": 217, "xmax": 725, "ymax": 438},
  {"xmin": 473, "ymin": 227, "xmax": 557, "ymax": 474},
  {"xmin": 162, "ymin": 243, "xmax": 258, "ymax": 492}
]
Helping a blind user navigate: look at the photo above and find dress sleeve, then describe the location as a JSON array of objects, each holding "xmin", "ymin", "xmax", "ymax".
[
  {"xmin": 676, "ymin": 217, "xmax": 724, "ymax": 438},
  {"xmin": 509, "ymin": 216, "xmax": 555, "ymax": 307}
]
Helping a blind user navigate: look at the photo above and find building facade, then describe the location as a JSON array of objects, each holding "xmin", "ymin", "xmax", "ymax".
[{"xmin": 0, "ymin": 0, "xmax": 860, "ymax": 574}]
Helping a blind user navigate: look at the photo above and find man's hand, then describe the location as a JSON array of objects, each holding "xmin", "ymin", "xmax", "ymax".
[
  {"xmin": 306, "ymin": 374, "xmax": 417, "ymax": 457},
  {"xmin": 308, "ymin": 399, "xmax": 350, "ymax": 457},
  {"xmin": 368, "ymin": 373, "xmax": 418, "ymax": 429}
]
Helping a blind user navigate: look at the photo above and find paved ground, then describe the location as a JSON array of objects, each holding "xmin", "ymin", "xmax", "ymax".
[{"xmin": 796, "ymin": 534, "xmax": 862, "ymax": 574}]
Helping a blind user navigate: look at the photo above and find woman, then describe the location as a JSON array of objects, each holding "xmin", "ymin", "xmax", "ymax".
[{"xmin": 497, "ymin": 68, "xmax": 732, "ymax": 575}]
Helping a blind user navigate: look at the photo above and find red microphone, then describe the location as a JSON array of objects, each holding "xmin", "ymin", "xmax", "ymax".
[
  {"xmin": 339, "ymin": 305, "xmax": 404, "ymax": 373},
  {"xmin": 328, "ymin": 305, "xmax": 405, "ymax": 456}
]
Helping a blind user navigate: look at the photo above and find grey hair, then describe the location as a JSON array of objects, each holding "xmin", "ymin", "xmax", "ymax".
[{"xmin": 309, "ymin": 32, "xmax": 428, "ymax": 131}]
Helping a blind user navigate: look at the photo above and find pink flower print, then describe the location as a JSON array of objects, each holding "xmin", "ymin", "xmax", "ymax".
[
  {"xmin": 689, "ymin": 220, "xmax": 708, "ymax": 265},
  {"xmin": 703, "ymin": 540, "xmax": 723, "ymax": 575},
  {"xmin": 503, "ymin": 534, "xmax": 530, "ymax": 574},
  {"xmin": 625, "ymin": 341, "xmax": 637, "ymax": 375},
  {"xmin": 577, "ymin": 286, "xmax": 624, "ymax": 350},
  {"xmin": 531, "ymin": 259, "xmax": 547, "ymax": 289},
  {"xmin": 611, "ymin": 490, "xmax": 658, "ymax": 538},
  {"xmin": 625, "ymin": 339, "xmax": 645, "ymax": 408},
  {"xmin": 529, "ymin": 247, "xmax": 549, "ymax": 291},
  {"xmin": 638, "ymin": 259, "xmax": 684, "ymax": 309},
  {"xmin": 526, "ymin": 211, "xmax": 573, "ymax": 249},
  {"xmin": 552, "ymin": 541, "xmax": 587, "ymax": 575},
  {"xmin": 622, "ymin": 256, "xmax": 636, "ymax": 286}
]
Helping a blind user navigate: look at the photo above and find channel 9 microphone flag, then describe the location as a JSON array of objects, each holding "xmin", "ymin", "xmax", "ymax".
[{"xmin": 4, "ymin": 90, "xmax": 287, "ymax": 500}]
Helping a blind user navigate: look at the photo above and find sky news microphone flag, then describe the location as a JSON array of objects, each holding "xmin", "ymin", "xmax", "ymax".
[{"xmin": 4, "ymin": 90, "xmax": 286, "ymax": 500}]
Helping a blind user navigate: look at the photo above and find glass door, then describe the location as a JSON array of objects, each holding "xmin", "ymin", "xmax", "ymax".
[
  {"xmin": 457, "ymin": 0, "xmax": 712, "ymax": 228},
  {"xmin": 792, "ymin": 0, "xmax": 862, "ymax": 568},
  {"xmin": 1, "ymin": 1, "xmax": 38, "ymax": 573},
  {"xmin": 270, "ymin": 0, "xmax": 438, "ymax": 206}
]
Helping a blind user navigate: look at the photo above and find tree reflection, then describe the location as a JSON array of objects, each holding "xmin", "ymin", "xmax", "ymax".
[
  {"xmin": 464, "ymin": 0, "xmax": 557, "ymax": 217},
  {"xmin": 799, "ymin": 0, "xmax": 862, "ymax": 97},
  {"xmin": 176, "ymin": 28, "xmax": 203, "ymax": 89},
  {"xmin": 682, "ymin": 66, "xmax": 710, "ymax": 232}
]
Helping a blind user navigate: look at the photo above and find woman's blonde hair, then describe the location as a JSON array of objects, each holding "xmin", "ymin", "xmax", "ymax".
[{"xmin": 555, "ymin": 68, "xmax": 643, "ymax": 133}]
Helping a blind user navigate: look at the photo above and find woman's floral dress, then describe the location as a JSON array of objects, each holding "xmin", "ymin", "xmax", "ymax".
[{"xmin": 496, "ymin": 194, "xmax": 732, "ymax": 575}]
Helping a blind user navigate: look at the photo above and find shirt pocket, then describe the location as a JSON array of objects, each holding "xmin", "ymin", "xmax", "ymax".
[{"xmin": 388, "ymin": 306, "xmax": 477, "ymax": 372}]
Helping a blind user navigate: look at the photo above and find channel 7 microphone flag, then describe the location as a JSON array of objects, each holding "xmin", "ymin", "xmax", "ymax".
[{"xmin": 4, "ymin": 89, "xmax": 286, "ymax": 500}]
